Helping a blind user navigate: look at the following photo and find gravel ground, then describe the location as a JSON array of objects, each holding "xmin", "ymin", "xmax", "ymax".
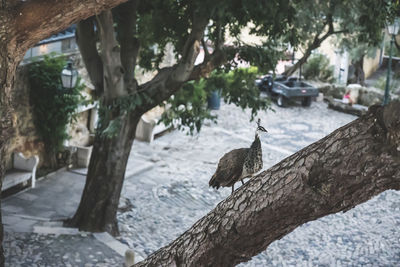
[
  {"xmin": 117, "ymin": 101, "xmax": 400, "ymax": 265},
  {"xmin": 4, "ymin": 232, "xmax": 123, "ymax": 266}
]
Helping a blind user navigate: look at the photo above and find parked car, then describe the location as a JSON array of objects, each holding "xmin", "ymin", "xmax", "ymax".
[{"xmin": 255, "ymin": 75, "xmax": 319, "ymax": 107}]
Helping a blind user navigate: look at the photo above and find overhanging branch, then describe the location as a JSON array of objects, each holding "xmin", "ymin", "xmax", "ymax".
[
  {"xmin": 96, "ymin": 10, "xmax": 126, "ymax": 100},
  {"xmin": 136, "ymin": 11, "xmax": 210, "ymax": 112},
  {"xmin": 114, "ymin": 0, "xmax": 140, "ymax": 93},
  {"xmin": 76, "ymin": 17, "xmax": 104, "ymax": 96},
  {"xmin": 13, "ymin": 0, "xmax": 129, "ymax": 55}
]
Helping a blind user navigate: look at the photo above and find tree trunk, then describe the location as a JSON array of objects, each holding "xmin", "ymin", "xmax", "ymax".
[
  {"xmin": 66, "ymin": 113, "xmax": 141, "ymax": 235},
  {"xmin": 67, "ymin": 5, "xmax": 210, "ymax": 235},
  {"xmin": 0, "ymin": 1, "xmax": 132, "ymax": 265},
  {"xmin": 284, "ymin": 49, "xmax": 311, "ymax": 77},
  {"xmin": 353, "ymin": 57, "xmax": 365, "ymax": 86},
  {"xmin": 134, "ymin": 102, "xmax": 400, "ymax": 267}
]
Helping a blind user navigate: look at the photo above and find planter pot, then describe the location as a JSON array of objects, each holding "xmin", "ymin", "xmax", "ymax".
[{"xmin": 207, "ymin": 90, "xmax": 221, "ymax": 110}]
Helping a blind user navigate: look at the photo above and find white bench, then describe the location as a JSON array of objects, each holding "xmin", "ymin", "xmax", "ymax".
[
  {"xmin": 135, "ymin": 107, "xmax": 168, "ymax": 143},
  {"xmin": 3, "ymin": 153, "xmax": 39, "ymax": 191}
]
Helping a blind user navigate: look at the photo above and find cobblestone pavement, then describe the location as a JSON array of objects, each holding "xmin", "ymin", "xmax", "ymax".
[
  {"xmin": 4, "ymin": 232, "xmax": 123, "ymax": 267},
  {"xmin": 118, "ymin": 101, "xmax": 400, "ymax": 266}
]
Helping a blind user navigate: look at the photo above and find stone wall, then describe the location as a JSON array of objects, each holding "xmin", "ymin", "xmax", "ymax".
[
  {"xmin": 7, "ymin": 59, "xmax": 93, "ymax": 170},
  {"xmin": 7, "ymin": 65, "xmax": 45, "ymax": 170}
]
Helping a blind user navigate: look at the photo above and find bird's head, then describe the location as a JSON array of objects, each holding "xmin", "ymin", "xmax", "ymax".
[{"xmin": 256, "ymin": 118, "xmax": 268, "ymax": 136}]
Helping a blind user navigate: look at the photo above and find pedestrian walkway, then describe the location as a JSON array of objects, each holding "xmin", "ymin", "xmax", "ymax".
[{"xmin": 3, "ymin": 156, "xmax": 154, "ymax": 266}]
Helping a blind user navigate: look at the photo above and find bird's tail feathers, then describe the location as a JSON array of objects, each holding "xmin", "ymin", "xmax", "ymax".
[{"xmin": 209, "ymin": 174, "xmax": 220, "ymax": 189}]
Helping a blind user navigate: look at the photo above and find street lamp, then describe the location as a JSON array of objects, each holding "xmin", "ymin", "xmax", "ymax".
[
  {"xmin": 61, "ymin": 61, "xmax": 78, "ymax": 88},
  {"xmin": 383, "ymin": 18, "xmax": 400, "ymax": 105}
]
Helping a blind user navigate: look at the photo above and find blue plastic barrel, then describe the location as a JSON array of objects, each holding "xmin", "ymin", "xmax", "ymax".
[{"xmin": 207, "ymin": 90, "xmax": 221, "ymax": 110}]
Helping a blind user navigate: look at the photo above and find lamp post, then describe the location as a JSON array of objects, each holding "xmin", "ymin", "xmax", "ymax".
[
  {"xmin": 383, "ymin": 19, "xmax": 400, "ymax": 106},
  {"xmin": 61, "ymin": 61, "xmax": 78, "ymax": 88}
]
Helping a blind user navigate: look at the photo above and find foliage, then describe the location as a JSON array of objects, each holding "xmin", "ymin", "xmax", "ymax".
[
  {"xmin": 302, "ymin": 54, "xmax": 335, "ymax": 83},
  {"xmin": 28, "ymin": 55, "xmax": 84, "ymax": 155},
  {"xmin": 221, "ymin": 67, "xmax": 271, "ymax": 119},
  {"xmin": 112, "ymin": 0, "xmax": 397, "ymax": 134},
  {"xmin": 291, "ymin": 0, "xmax": 391, "ymax": 49},
  {"xmin": 374, "ymin": 75, "xmax": 400, "ymax": 93},
  {"xmin": 161, "ymin": 79, "xmax": 216, "ymax": 134},
  {"xmin": 161, "ymin": 67, "xmax": 271, "ymax": 134},
  {"xmin": 97, "ymin": 91, "xmax": 154, "ymax": 138}
]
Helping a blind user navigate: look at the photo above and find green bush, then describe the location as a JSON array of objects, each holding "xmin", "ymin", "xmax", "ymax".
[
  {"xmin": 28, "ymin": 55, "xmax": 83, "ymax": 167},
  {"xmin": 302, "ymin": 54, "xmax": 335, "ymax": 83},
  {"xmin": 161, "ymin": 67, "xmax": 271, "ymax": 134}
]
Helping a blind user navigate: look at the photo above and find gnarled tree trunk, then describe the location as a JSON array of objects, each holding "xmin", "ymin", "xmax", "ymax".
[
  {"xmin": 0, "ymin": 1, "xmax": 130, "ymax": 265},
  {"xmin": 66, "ymin": 114, "xmax": 141, "ymax": 235},
  {"xmin": 66, "ymin": 3, "xmax": 211, "ymax": 234},
  {"xmin": 134, "ymin": 102, "xmax": 400, "ymax": 266}
]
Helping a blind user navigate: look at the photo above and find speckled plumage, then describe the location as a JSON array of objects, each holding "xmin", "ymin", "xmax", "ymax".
[{"xmin": 209, "ymin": 122, "xmax": 266, "ymax": 194}]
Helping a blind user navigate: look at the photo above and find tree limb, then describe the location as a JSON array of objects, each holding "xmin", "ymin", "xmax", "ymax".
[
  {"xmin": 201, "ymin": 38, "xmax": 210, "ymax": 59},
  {"xmin": 114, "ymin": 0, "xmax": 140, "ymax": 93},
  {"xmin": 136, "ymin": 11, "xmax": 210, "ymax": 112},
  {"xmin": 96, "ymin": 10, "xmax": 126, "ymax": 100},
  {"xmin": 284, "ymin": 15, "xmax": 347, "ymax": 77},
  {"xmin": 188, "ymin": 48, "xmax": 226, "ymax": 80},
  {"xmin": 76, "ymin": 17, "xmax": 104, "ymax": 96},
  {"xmin": 12, "ymin": 0, "xmax": 129, "ymax": 57},
  {"xmin": 134, "ymin": 101, "xmax": 400, "ymax": 266}
]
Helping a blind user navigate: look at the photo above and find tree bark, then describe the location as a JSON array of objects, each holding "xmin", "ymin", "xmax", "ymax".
[
  {"xmin": 352, "ymin": 56, "xmax": 366, "ymax": 86},
  {"xmin": 66, "ymin": 113, "xmax": 141, "ymax": 235},
  {"xmin": 134, "ymin": 102, "xmax": 400, "ymax": 267},
  {"xmin": 66, "ymin": 5, "xmax": 140, "ymax": 234},
  {"xmin": 76, "ymin": 17, "xmax": 104, "ymax": 96},
  {"xmin": 0, "ymin": 1, "xmax": 130, "ymax": 265}
]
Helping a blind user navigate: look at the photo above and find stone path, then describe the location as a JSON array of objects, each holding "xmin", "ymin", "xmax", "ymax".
[{"xmin": 4, "ymin": 232, "xmax": 123, "ymax": 267}]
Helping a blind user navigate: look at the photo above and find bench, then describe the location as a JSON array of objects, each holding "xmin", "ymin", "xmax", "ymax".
[
  {"xmin": 3, "ymin": 153, "xmax": 39, "ymax": 191},
  {"xmin": 135, "ymin": 106, "xmax": 168, "ymax": 142}
]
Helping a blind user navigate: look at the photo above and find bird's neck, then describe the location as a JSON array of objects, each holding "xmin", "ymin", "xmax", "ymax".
[{"xmin": 250, "ymin": 133, "xmax": 261, "ymax": 151}]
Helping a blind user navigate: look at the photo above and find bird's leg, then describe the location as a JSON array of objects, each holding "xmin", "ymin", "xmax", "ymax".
[
  {"xmin": 241, "ymin": 179, "xmax": 244, "ymax": 185},
  {"xmin": 231, "ymin": 185, "xmax": 234, "ymax": 194}
]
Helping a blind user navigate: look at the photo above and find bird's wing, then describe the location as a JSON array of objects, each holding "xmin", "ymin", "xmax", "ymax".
[{"xmin": 211, "ymin": 148, "xmax": 249, "ymax": 187}]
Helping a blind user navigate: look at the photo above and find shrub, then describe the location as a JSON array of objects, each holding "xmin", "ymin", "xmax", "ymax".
[
  {"xmin": 302, "ymin": 54, "xmax": 335, "ymax": 83},
  {"xmin": 161, "ymin": 67, "xmax": 271, "ymax": 134},
  {"xmin": 28, "ymin": 55, "xmax": 84, "ymax": 167}
]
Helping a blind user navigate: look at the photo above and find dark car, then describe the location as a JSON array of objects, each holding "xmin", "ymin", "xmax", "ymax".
[{"xmin": 255, "ymin": 75, "xmax": 319, "ymax": 107}]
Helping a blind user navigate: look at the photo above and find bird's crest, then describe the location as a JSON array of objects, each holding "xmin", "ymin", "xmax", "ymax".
[{"xmin": 256, "ymin": 118, "xmax": 268, "ymax": 133}]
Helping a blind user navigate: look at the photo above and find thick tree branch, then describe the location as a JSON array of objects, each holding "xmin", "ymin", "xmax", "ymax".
[
  {"xmin": 96, "ymin": 10, "xmax": 126, "ymax": 100},
  {"xmin": 201, "ymin": 38, "xmax": 210, "ymax": 59},
  {"xmin": 76, "ymin": 17, "xmax": 104, "ymax": 96},
  {"xmin": 136, "ymin": 12, "xmax": 210, "ymax": 112},
  {"xmin": 114, "ymin": 0, "xmax": 140, "ymax": 93},
  {"xmin": 134, "ymin": 101, "xmax": 400, "ymax": 266},
  {"xmin": 285, "ymin": 16, "xmax": 347, "ymax": 77},
  {"xmin": 188, "ymin": 48, "xmax": 226, "ymax": 80},
  {"xmin": 12, "ymin": 0, "xmax": 129, "ymax": 57}
]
